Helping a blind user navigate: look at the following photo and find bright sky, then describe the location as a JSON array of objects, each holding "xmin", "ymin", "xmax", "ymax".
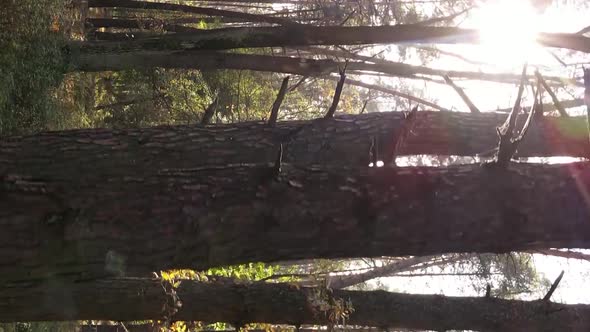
[
  {"xmin": 367, "ymin": 0, "xmax": 590, "ymax": 305},
  {"xmin": 368, "ymin": 0, "xmax": 588, "ymax": 114},
  {"xmin": 420, "ymin": 0, "xmax": 587, "ymax": 112},
  {"xmin": 371, "ymin": 252, "xmax": 590, "ymax": 304}
]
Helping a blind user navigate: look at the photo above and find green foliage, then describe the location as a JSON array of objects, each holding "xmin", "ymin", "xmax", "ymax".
[
  {"xmin": 473, "ymin": 253, "xmax": 549, "ymax": 299},
  {"xmin": 201, "ymin": 70, "xmax": 278, "ymax": 123},
  {"xmin": 0, "ymin": 322, "xmax": 78, "ymax": 332},
  {"xmin": 0, "ymin": 0, "xmax": 68, "ymax": 135},
  {"xmin": 206, "ymin": 262, "xmax": 279, "ymax": 281}
]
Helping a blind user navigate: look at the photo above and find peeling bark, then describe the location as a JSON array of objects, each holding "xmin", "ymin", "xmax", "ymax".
[{"xmin": 2, "ymin": 279, "xmax": 590, "ymax": 332}]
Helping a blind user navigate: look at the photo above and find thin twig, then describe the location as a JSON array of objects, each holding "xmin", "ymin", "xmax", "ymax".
[
  {"xmin": 535, "ymin": 71, "xmax": 568, "ymax": 117},
  {"xmin": 287, "ymin": 75, "xmax": 309, "ymax": 92},
  {"xmin": 339, "ymin": 9, "xmax": 356, "ymax": 26},
  {"xmin": 324, "ymin": 62, "xmax": 348, "ymax": 118},
  {"xmin": 443, "ymin": 75, "xmax": 480, "ymax": 113},
  {"xmin": 542, "ymin": 270, "xmax": 565, "ymax": 301},
  {"xmin": 268, "ymin": 76, "xmax": 290, "ymax": 126},
  {"xmin": 548, "ymin": 50, "xmax": 568, "ymax": 68},
  {"xmin": 339, "ymin": 77, "xmax": 452, "ymax": 112},
  {"xmin": 412, "ymin": 6, "xmax": 474, "ymax": 26},
  {"xmin": 360, "ymin": 98, "xmax": 370, "ymax": 114}
]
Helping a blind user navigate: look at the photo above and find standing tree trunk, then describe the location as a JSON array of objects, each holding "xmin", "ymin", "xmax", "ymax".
[
  {"xmin": 87, "ymin": 0, "xmax": 298, "ymax": 26},
  {"xmin": 2, "ymin": 112, "xmax": 588, "ymax": 166},
  {"xmin": 69, "ymin": 51, "xmax": 575, "ymax": 88},
  {"xmin": 2, "ymin": 278, "xmax": 590, "ymax": 331},
  {"xmin": 69, "ymin": 25, "xmax": 590, "ymax": 54},
  {"xmin": 85, "ymin": 18, "xmax": 202, "ymax": 34},
  {"xmin": 3, "ymin": 142, "xmax": 590, "ymax": 281}
]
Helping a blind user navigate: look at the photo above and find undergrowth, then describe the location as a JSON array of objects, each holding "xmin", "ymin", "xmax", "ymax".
[{"xmin": 0, "ymin": 0, "xmax": 69, "ymax": 135}]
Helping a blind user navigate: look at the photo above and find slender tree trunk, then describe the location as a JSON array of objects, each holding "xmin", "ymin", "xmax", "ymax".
[
  {"xmin": 535, "ymin": 249, "xmax": 590, "ymax": 261},
  {"xmin": 326, "ymin": 255, "xmax": 465, "ymax": 289},
  {"xmin": 69, "ymin": 51, "xmax": 575, "ymax": 88},
  {"xmin": 299, "ymin": 46, "xmax": 577, "ymax": 87},
  {"xmin": 87, "ymin": 0, "xmax": 298, "ymax": 26},
  {"xmin": 85, "ymin": 18, "xmax": 201, "ymax": 33},
  {"xmin": 2, "ymin": 278, "xmax": 590, "ymax": 331},
  {"xmin": 70, "ymin": 25, "xmax": 590, "ymax": 54},
  {"xmin": 77, "ymin": 327, "xmax": 390, "ymax": 332}
]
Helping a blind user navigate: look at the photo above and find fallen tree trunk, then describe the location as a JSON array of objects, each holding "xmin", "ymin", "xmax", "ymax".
[
  {"xmin": 3, "ymin": 157, "xmax": 590, "ymax": 281},
  {"xmin": 2, "ymin": 278, "xmax": 589, "ymax": 331},
  {"xmin": 69, "ymin": 25, "xmax": 590, "ymax": 54}
]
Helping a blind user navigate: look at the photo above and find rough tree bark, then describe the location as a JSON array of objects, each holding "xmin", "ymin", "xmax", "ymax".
[
  {"xmin": 2, "ymin": 112, "xmax": 589, "ymax": 168},
  {"xmin": 3, "ymin": 153, "xmax": 590, "ymax": 281},
  {"xmin": 87, "ymin": 0, "xmax": 298, "ymax": 26},
  {"xmin": 69, "ymin": 51, "xmax": 576, "ymax": 88},
  {"xmin": 2, "ymin": 113, "xmax": 590, "ymax": 281},
  {"xmin": 69, "ymin": 25, "xmax": 590, "ymax": 54},
  {"xmin": 2, "ymin": 279, "xmax": 590, "ymax": 331}
]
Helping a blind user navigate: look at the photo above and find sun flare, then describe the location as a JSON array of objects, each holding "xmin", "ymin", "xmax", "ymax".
[{"xmin": 471, "ymin": 0, "xmax": 542, "ymax": 66}]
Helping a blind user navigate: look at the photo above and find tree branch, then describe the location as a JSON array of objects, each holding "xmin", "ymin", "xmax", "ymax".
[
  {"xmin": 268, "ymin": 76, "xmax": 290, "ymax": 126},
  {"xmin": 535, "ymin": 71, "xmax": 568, "ymax": 117},
  {"xmin": 542, "ymin": 270, "xmax": 565, "ymax": 301},
  {"xmin": 443, "ymin": 75, "xmax": 480, "ymax": 113},
  {"xmin": 200, "ymin": 96, "xmax": 219, "ymax": 125},
  {"xmin": 325, "ymin": 63, "xmax": 347, "ymax": 118}
]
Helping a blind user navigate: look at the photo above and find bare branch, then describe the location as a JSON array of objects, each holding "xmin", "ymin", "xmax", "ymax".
[
  {"xmin": 542, "ymin": 270, "xmax": 565, "ymax": 301},
  {"xmin": 494, "ymin": 98, "xmax": 583, "ymax": 114},
  {"xmin": 200, "ymin": 96, "xmax": 219, "ymax": 125},
  {"xmin": 535, "ymin": 71, "xmax": 568, "ymax": 117},
  {"xmin": 268, "ymin": 76, "xmax": 290, "ymax": 126},
  {"xmin": 336, "ymin": 77, "xmax": 451, "ymax": 112},
  {"xmin": 411, "ymin": 6, "xmax": 474, "ymax": 27},
  {"xmin": 443, "ymin": 75, "xmax": 480, "ymax": 113},
  {"xmin": 360, "ymin": 98, "xmax": 370, "ymax": 114},
  {"xmin": 324, "ymin": 63, "xmax": 347, "ymax": 118},
  {"xmin": 535, "ymin": 249, "xmax": 590, "ymax": 261},
  {"xmin": 494, "ymin": 64, "xmax": 528, "ymax": 167}
]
